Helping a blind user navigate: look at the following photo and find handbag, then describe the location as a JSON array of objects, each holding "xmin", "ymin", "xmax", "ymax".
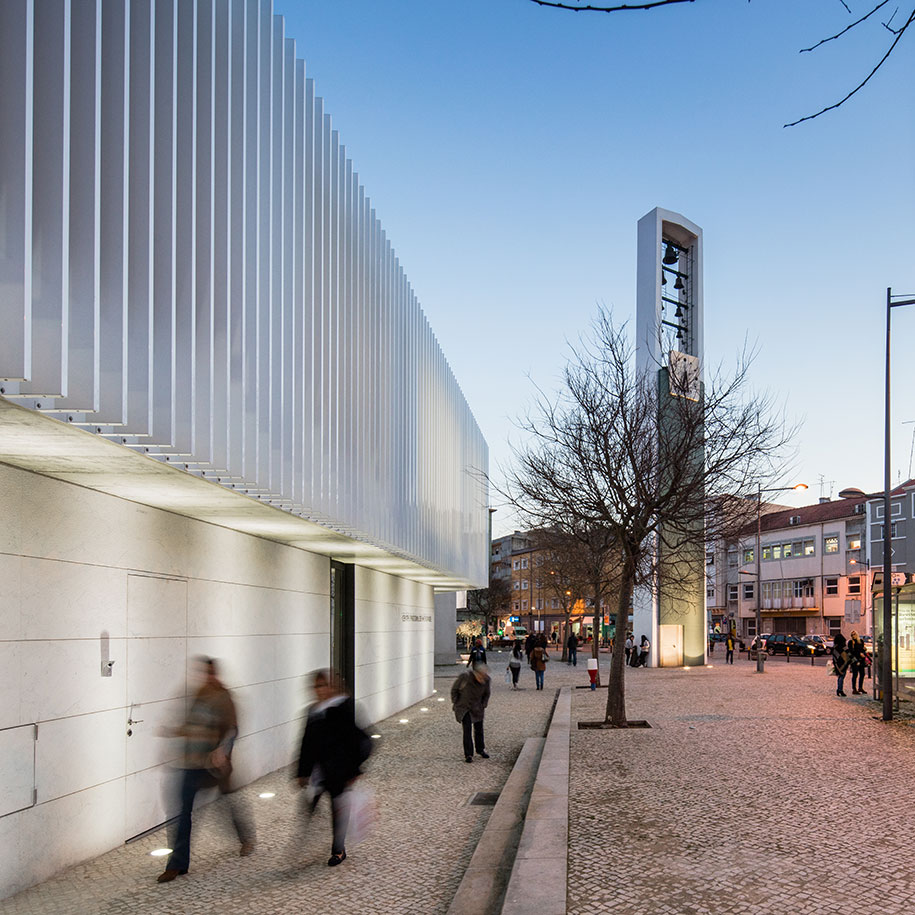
[{"xmin": 505, "ymin": 668, "xmax": 512, "ymax": 684}]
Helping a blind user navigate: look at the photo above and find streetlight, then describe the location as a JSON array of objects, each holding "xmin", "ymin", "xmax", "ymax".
[
  {"xmin": 741, "ymin": 482, "xmax": 808, "ymax": 673},
  {"xmin": 883, "ymin": 288, "xmax": 915, "ymax": 720}
]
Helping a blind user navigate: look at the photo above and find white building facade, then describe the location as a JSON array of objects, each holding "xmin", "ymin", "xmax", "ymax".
[{"xmin": 0, "ymin": 0, "xmax": 488, "ymax": 898}]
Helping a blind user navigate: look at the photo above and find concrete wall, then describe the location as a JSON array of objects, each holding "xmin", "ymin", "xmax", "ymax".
[{"xmin": 0, "ymin": 461, "xmax": 432, "ymax": 899}]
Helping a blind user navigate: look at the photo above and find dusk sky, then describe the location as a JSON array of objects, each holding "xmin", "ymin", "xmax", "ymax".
[{"xmin": 277, "ymin": 0, "xmax": 914, "ymax": 535}]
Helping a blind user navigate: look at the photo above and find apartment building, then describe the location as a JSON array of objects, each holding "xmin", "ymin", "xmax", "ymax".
[{"xmin": 709, "ymin": 491, "xmax": 870, "ymax": 641}]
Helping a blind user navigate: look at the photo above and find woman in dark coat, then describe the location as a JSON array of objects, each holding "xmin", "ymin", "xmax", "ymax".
[
  {"xmin": 832, "ymin": 633, "xmax": 849, "ymax": 697},
  {"xmin": 297, "ymin": 671, "xmax": 372, "ymax": 867},
  {"xmin": 530, "ymin": 637, "xmax": 550, "ymax": 690},
  {"xmin": 847, "ymin": 631, "xmax": 867, "ymax": 694}
]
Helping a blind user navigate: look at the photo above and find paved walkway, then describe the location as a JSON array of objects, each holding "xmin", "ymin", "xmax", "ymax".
[
  {"xmin": 568, "ymin": 654, "xmax": 915, "ymax": 915},
  {"xmin": 0, "ymin": 652, "xmax": 585, "ymax": 915}
]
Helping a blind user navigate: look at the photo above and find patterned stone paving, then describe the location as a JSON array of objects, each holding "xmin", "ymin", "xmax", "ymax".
[
  {"xmin": 569, "ymin": 655, "xmax": 915, "ymax": 915},
  {"xmin": 0, "ymin": 656, "xmax": 577, "ymax": 915}
]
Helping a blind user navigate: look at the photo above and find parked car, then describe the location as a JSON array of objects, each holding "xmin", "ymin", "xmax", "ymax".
[
  {"xmin": 764, "ymin": 633, "xmax": 812, "ymax": 656},
  {"xmin": 802, "ymin": 635, "xmax": 828, "ymax": 656}
]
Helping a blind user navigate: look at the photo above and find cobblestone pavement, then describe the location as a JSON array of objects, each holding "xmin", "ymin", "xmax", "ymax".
[
  {"xmin": 1, "ymin": 651, "xmax": 591, "ymax": 915},
  {"xmin": 569, "ymin": 654, "xmax": 915, "ymax": 915}
]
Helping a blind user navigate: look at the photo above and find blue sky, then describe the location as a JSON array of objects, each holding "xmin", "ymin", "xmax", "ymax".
[{"xmin": 277, "ymin": 0, "xmax": 914, "ymax": 535}]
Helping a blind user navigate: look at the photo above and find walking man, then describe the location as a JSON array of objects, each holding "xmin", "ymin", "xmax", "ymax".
[
  {"xmin": 567, "ymin": 630, "xmax": 579, "ymax": 667},
  {"xmin": 725, "ymin": 631, "xmax": 735, "ymax": 664},
  {"xmin": 157, "ymin": 657, "xmax": 255, "ymax": 883},
  {"xmin": 451, "ymin": 662, "xmax": 491, "ymax": 763}
]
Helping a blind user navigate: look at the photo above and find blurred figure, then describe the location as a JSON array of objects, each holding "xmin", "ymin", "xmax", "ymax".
[
  {"xmin": 637, "ymin": 635, "xmax": 650, "ymax": 667},
  {"xmin": 625, "ymin": 634, "xmax": 633, "ymax": 665},
  {"xmin": 566, "ymin": 630, "xmax": 579, "ymax": 667},
  {"xmin": 847, "ymin": 631, "xmax": 867, "ymax": 694},
  {"xmin": 530, "ymin": 636, "xmax": 550, "ymax": 690},
  {"xmin": 156, "ymin": 657, "xmax": 254, "ymax": 884},
  {"xmin": 832, "ymin": 632, "xmax": 850, "ymax": 697},
  {"xmin": 451, "ymin": 661, "xmax": 491, "ymax": 762},
  {"xmin": 297, "ymin": 671, "xmax": 373, "ymax": 867},
  {"xmin": 508, "ymin": 640, "xmax": 523, "ymax": 689},
  {"xmin": 467, "ymin": 636, "xmax": 487, "ymax": 667},
  {"xmin": 725, "ymin": 631, "xmax": 736, "ymax": 665}
]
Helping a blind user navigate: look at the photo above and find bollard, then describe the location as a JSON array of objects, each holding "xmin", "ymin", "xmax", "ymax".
[
  {"xmin": 587, "ymin": 657, "xmax": 598, "ymax": 690},
  {"xmin": 786, "ymin": 646, "xmax": 790, "ymax": 663},
  {"xmin": 810, "ymin": 647, "xmax": 815, "ymax": 666}
]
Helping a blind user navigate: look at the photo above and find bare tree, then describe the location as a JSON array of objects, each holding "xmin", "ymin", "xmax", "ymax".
[
  {"xmin": 527, "ymin": 0, "xmax": 914, "ymax": 126},
  {"xmin": 501, "ymin": 307, "xmax": 794, "ymax": 726},
  {"xmin": 466, "ymin": 575, "xmax": 512, "ymax": 637},
  {"xmin": 530, "ymin": 527, "xmax": 612, "ymax": 661}
]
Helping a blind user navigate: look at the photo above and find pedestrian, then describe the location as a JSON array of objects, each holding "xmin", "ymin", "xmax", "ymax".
[
  {"xmin": 530, "ymin": 636, "xmax": 550, "ymax": 689},
  {"xmin": 725, "ymin": 631, "xmax": 735, "ymax": 665},
  {"xmin": 832, "ymin": 632, "xmax": 849, "ymax": 697},
  {"xmin": 847, "ymin": 630, "xmax": 867, "ymax": 695},
  {"xmin": 708, "ymin": 633, "xmax": 715, "ymax": 654},
  {"xmin": 467, "ymin": 636, "xmax": 487, "ymax": 667},
  {"xmin": 625, "ymin": 634, "xmax": 633, "ymax": 665},
  {"xmin": 156, "ymin": 657, "xmax": 255, "ymax": 883},
  {"xmin": 451, "ymin": 661, "xmax": 491, "ymax": 762},
  {"xmin": 297, "ymin": 670, "xmax": 374, "ymax": 867},
  {"xmin": 638, "ymin": 635, "xmax": 651, "ymax": 667},
  {"xmin": 567, "ymin": 630, "xmax": 579, "ymax": 667},
  {"xmin": 508, "ymin": 640, "xmax": 523, "ymax": 689},
  {"xmin": 524, "ymin": 632, "xmax": 536, "ymax": 663}
]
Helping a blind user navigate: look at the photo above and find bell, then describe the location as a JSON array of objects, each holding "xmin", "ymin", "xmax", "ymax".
[
  {"xmin": 674, "ymin": 275, "xmax": 684, "ymax": 290},
  {"xmin": 663, "ymin": 243, "xmax": 679, "ymax": 265},
  {"xmin": 676, "ymin": 327, "xmax": 684, "ymax": 341},
  {"xmin": 675, "ymin": 305, "xmax": 683, "ymax": 318}
]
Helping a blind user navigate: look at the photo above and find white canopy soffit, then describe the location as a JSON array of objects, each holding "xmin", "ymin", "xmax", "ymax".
[
  {"xmin": 0, "ymin": 398, "xmax": 473, "ymax": 589},
  {"xmin": 0, "ymin": 0, "xmax": 489, "ymax": 589}
]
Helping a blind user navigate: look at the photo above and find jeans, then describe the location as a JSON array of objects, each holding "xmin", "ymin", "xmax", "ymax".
[
  {"xmin": 568, "ymin": 647, "xmax": 577, "ymax": 666},
  {"xmin": 309, "ymin": 789, "xmax": 349, "ymax": 855},
  {"xmin": 851, "ymin": 666, "xmax": 865, "ymax": 692},
  {"xmin": 167, "ymin": 768, "xmax": 254, "ymax": 873},
  {"xmin": 836, "ymin": 673, "xmax": 846, "ymax": 695},
  {"xmin": 534, "ymin": 669, "xmax": 544, "ymax": 689},
  {"xmin": 461, "ymin": 712, "xmax": 485, "ymax": 758},
  {"xmin": 725, "ymin": 648, "xmax": 734, "ymax": 664},
  {"xmin": 510, "ymin": 665, "xmax": 520, "ymax": 686}
]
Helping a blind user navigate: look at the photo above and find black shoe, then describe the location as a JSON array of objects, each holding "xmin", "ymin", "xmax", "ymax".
[
  {"xmin": 477, "ymin": 751, "xmax": 490, "ymax": 759},
  {"xmin": 464, "ymin": 756, "xmax": 473, "ymax": 763},
  {"xmin": 327, "ymin": 851, "xmax": 346, "ymax": 867}
]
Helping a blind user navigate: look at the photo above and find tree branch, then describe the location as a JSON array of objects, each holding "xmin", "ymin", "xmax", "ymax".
[
  {"xmin": 527, "ymin": 0, "xmax": 695, "ymax": 12},
  {"xmin": 786, "ymin": 6, "xmax": 914, "ymax": 126},
  {"xmin": 800, "ymin": 0, "xmax": 891, "ymax": 52}
]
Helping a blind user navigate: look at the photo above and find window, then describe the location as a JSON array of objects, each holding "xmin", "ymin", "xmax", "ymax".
[
  {"xmin": 727, "ymin": 584, "xmax": 738, "ymax": 601},
  {"xmin": 847, "ymin": 536, "xmax": 862, "ymax": 551},
  {"xmin": 804, "ymin": 540, "xmax": 815, "ymax": 556},
  {"xmin": 521, "ymin": 600, "xmax": 528, "ymax": 611},
  {"xmin": 824, "ymin": 535, "xmax": 839, "ymax": 554},
  {"xmin": 536, "ymin": 556, "xmax": 544, "ymax": 566},
  {"xmin": 521, "ymin": 579, "xmax": 529, "ymax": 590},
  {"xmin": 535, "ymin": 598, "xmax": 543, "ymax": 610},
  {"xmin": 727, "ymin": 550, "xmax": 738, "ymax": 568},
  {"xmin": 825, "ymin": 577, "xmax": 839, "ymax": 596},
  {"xmin": 848, "ymin": 576, "xmax": 861, "ymax": 595},
  {"xmin": 513, "ymin": 560, "xmax": 520, "ymax": 570},
  {"xmin": 772, "ymin": 544, "xmax": 782, "ymax": 560},
  {"xmin": 707, "ymin": 585, "xmax": 715, "ymax": 599},
  {"xmin": 706, "ymin": 552, "xmax": 715, "ymax": 566},
  {"xmin": 521, "ymin": 558, "xmax": 529, "ymax": 569},
  {"xmin": 513, "ymin": 602, "xmax": 519, "ymax": 612},
  {"xmin": 783, "ymin": 543, "xmax": 793, "ymax": 559},
  {"xmin": 534, "ymin": 578, "xmax": 541, "ymax": 589},
  {"xmin": 793, "ymin": 579, "xmax": 814, "ymax": 598},
  {"xmin": 762, "ymin": 546, "xmax": 772, "ymax": 561},
  {"xmin": 874, "ymin": 522, "xmax": 901, "ymax": 540},
  {"xmin": 743, "ymin": 548, "xmax": 754, "ymax": 563},
  {"xmin": 513, "ymin": 581, "xmax": 520, "ymax": 591},
  {"xmin": 742, "ymin": 583, "xmax": 754, "ymax": 600},
  {"xmin": 551, "ymin": 598, "xmax": 559, "ymax": 608}
]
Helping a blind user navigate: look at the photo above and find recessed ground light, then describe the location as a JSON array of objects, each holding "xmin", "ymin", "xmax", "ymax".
[
  {"xmin": 683, "ymin": 666, "xmax": 691, "ymax": 670},
  {"xmin": 436, "ymin": 697, "xmax": 445, "ymax": 702},
  {"xmin": 150, "ymin": 848, "xmax": 172, "ymax": 857},
  {"xmin": 420, "ymin": 707, "xmax": 429, "ymax": 712},
  {"xmin": 432, "ymin": 689, "xmax": 437, "ymax": 694},
  {"xmin": 258, "ymin": 792, "xmax": 275, "ymax": 799},
  {"xmin": 399, "ymin": 718, "xmax": 409, "ymax": 724},
  {"xmin": 371, "ymin": 733, "xmax": 381, "ymax": 739}
]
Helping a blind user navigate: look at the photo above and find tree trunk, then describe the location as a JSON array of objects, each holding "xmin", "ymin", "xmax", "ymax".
[
  {"xmin": 605, "ymin": 568, "xmax": 634, "ymax": 725},
  {"xmin": 591, "ymin": 573, "xmax": 602, "ymax": 687},
  {"xmin": 560, "ymin": 613, "xmax": 569, "ymax": 662}
]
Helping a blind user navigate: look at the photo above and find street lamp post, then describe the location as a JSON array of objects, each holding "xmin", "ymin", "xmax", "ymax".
[
  {"xmin": 883, "ymin": 288, "xmax": 915, "ymax": 720},
  {"xmin": 742, "ymin": 483, "xmax": 808, "ymax": 673}
]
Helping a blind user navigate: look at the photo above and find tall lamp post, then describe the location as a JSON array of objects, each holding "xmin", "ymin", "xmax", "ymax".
[
  {"xmin": 882, "ymin": 288, "xmax": 915, "ymax": 720},
  {"xmin": 742, "ymin": 483, "xmax": 808, "ymax": 673}
]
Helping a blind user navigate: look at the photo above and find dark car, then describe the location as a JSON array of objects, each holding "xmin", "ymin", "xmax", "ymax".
[{"xmin": 765, "ymin": 633, "xmax": 813, "ymax": 656}]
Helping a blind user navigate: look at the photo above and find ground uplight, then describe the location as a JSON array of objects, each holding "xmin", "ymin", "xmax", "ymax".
[
  {"xmin": 399, "ymin": 718, "xmax": 409, "ymax": 724},
  {"xmin": 258, "ymin": 792, "xmax": 275, "ymax": 799},
  {"xmin": 150, "ymin": 848, "xmax": 172, "ymax": 857}
]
